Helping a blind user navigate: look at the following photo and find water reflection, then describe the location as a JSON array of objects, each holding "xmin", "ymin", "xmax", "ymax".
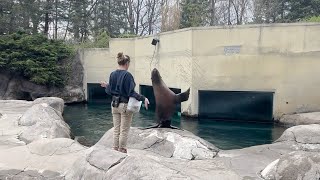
[{"xmin": 63, "ymin": 103, "xmax": 286, "ymax": 150}]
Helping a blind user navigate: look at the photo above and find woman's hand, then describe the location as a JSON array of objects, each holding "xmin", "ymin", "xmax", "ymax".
[
  {"xmin": 100, "ymin": 81, "xmax": 108, "ymax": 88},
  {"xmin": 144, "ymin": 98, "xmax": 150, "ymax": 110}
]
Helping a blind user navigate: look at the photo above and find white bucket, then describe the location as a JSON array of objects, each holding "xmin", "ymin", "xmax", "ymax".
[{"xmin": 127, "ymin": 97, "xmax": 142, "ymax": 113}]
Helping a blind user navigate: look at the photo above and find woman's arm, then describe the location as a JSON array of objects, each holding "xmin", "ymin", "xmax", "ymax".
[
  {"xmin": 100, "ymin": 74, "xmax": 112, "ymax": 95},
  {"xmin": 124, "ymin": 73, "xmax": 149, "ymax": 109},
  {"xmin": 128, "ymin": 79, "xmax": 145, "ymax": 101}
]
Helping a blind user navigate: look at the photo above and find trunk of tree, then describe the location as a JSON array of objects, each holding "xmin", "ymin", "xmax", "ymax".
[
  {"xmin": 63, "ymin": 0, "xmax": 72, "ymax": 40},
  {"xmin": 108, "ymin": 0, "xmax": 111, "ymax": 34},
  {"xmin": 147, "ymin": 0, "xmax": 156, "ymax": 35},
  {"xmin": 228, "ymin": 0, "xmax": 232, "ymax": 25},
  {"xmin": 44, "ymin": 0, "xmax": 50, "ymax": 36},
  {"xmin": 265, "ymin": 0, "xmax": 270, "ymax": 23},
  {"xmin": 210, "ymin": 0, "xmax": 216, "ymax": 26},
  {"xmin": 54, "ymin": 0, "xmax": 58, "ymax": 39},
  {"xmin": 127, "ymin": 0, "xmax": 135, "ymax": 34}
]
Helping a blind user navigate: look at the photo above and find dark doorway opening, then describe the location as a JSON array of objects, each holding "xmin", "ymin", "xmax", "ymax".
[
  {"xmin": 198, "ymin": 90, "xmax": 274, "ymax": 122},
  {"xmin": 87, "ymin": 83, "xmax": 112, "ymax": 103}
]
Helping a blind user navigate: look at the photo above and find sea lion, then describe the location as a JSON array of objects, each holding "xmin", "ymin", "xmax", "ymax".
[{"xmin": 145, "ymin": 68, "xmax": 190, "ymax": 129}]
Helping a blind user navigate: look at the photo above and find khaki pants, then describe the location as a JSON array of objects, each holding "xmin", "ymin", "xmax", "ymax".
[{"xmin": 111, "ymin": 103, "xmax": 133, "ymax": 149}]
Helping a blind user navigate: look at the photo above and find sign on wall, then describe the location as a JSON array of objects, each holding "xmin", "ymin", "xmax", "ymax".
[{"xmin": 224, "ymin": 45, "xmax": 242, "ymax": 55}]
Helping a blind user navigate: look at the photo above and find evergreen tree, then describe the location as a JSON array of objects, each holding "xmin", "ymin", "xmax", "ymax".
[
  {"xmin": 0, "ymin": 32, "xmax": 72, "ymax": 86},
  {"xmin": 285, "ymin": 0, "xmax": 320, "ymax": 22},
  {"xmin": 253, "ymin": 0, "xmax": 320, "ymax": 23},
  {"xmin": 93, "ymin": 0, "xmax": 127, "ymax": 38},
  {"xmin": 180, "ymin": 0, "xmax": 209, "ymax": 28}
]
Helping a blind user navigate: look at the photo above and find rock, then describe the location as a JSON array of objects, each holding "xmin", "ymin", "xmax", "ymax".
[
  {"xmin": 53, "ymin": 85, "xmax": 85, "ymax": 104},
  {"xmin": 0, "ymin": 51, "xmax": 85, "ymax": 103},
  {"xmin": 65, "ymin": 146, "xmax": 240, "ymax": 180},
  {"xmin": 65, "ymin": 50, "xmax": 84, "ymax": 88},
  {"xmin": 3, "ymin": 77, "xmax": 32, "ymax": 100},
  {"xmin": 275, "ymin": 124, "xmax": 320, "ymax": 152},
  {"xmin": 261, "ymin": 151, "xmax": 320, "ymax": 180},
  {"xmin": 33, "ymin": 97, "xmax": 65, "ymax": 114},
  {"xmin": 0, "ymin": 100, "xmax": 33, "ymax": 149},
  {"xmin": 64, "ymin": 128, "xmax": 234, "ymax": 179},
  {"xmin": 279, "ymin": 112, "xmax": 320, "ymax": 126},
  {"xmin": 0, "ymin": 73, "xmax": 85, "ymax": 103},
  {"xmin": 0, "ymin": 138, "xmax": 87, "ymax": 179},
  {"xmin": 18, "ymin": 103, "xmax": 71, "ymax": 143},
  {"xmin": 96, "ymin": 127, "xmax": 219, "ymax": 160},
  {"xmin": 104, "ymin": 150, "xmax": 240, "ymax": 180},
  {"xmin": 0, "ymin": 169, "xmax": 64, "ymax": 180},
  {"xmin": 0, "ymin": 100, "xmax": 33, "ymax": 114},
  {"xmin": 27, "ymin": 138, "xmax": 86, "ymax": 156},
  {"xmin": 276, "ymin": 124, "xmax": 320, "ymax": 144},
  {"xmin": 217, "ymin": 141, "xmax": 297, "ymax": 179},
  {"xmin": 0, "ymin": 99, "xmax": 88, "ymax": 180},
  {"xmin": 0, "ymin": 73, "xmax": 10, "ymax": 98},
  {"xmin": 65, "ymin": 147, "xmax": 128, "ymax": 180},
  {"xmin": 75, "ymin": 136, "xmax": 94, "ymax": 147}
]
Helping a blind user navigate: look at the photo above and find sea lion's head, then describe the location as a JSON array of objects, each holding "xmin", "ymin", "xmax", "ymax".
[{"xmin": 151, "ymin": 68, "xmax": 162, "ymax": 84}]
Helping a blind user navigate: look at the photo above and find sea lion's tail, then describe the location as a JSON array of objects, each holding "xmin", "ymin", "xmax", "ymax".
[{"xmin": 175, "ymin": 88, "xmax": 190, "ymax": 103}]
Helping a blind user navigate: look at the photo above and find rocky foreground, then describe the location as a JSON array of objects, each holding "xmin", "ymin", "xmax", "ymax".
[{"xmin": 0, "ymin": 98, "xmax": 320, "ymax": 180}]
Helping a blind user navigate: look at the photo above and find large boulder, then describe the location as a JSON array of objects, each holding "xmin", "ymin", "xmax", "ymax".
[
  {"xmin": 261, "ymin": 151, "xmax": 320, "ymax": 180},
  {"xmin": 33, "ymin": 97, "xmax": 65, "ymax": 114},
  {"xmin": 65, "ymin": 146, "xmax": 128, "ymax": 180},
  {"xmin": 276, "ymin": 124, "xmax": 320, "ymax": 151},
  {"xmin": 65, "ymin": 140, "xmax": 238, "ymax": 180},
  {"xmin": 18, "ymin": 103, "xmax": 71, "ymax": 143},
  {"xmin": 52, "ymin": 85, "xmax": 85, "ymax": 104},
  {"xmin": 65, "ymin": 128, "xmax": 235, "ymax": 179},
  {"xmin": 0, "ymin": 169, "xmax": 64, "ymax": 180},
  {"xmin": 27, "ymin": 138, "xmax": 85, "ymax": 156},
  {"xmin": 0, "ymin": 74, "xmax": 85, "ymax": 103},
  {"xmin": 217, "ymin": 141, "xmax": 297, "ymax": 179},
  {"xmin": 278, "ymin": 112, "xmax": 320, "ymax": 126},
  {"xmin": 0, "ymin": 99, "xmax": 88, "ymax": 180},
  {"xmin": 96, "ymin": 127, "xmax": 219, "ymax": 160},
  {"xmin": 0, "ymin": 138, "xmax": 87, "ymax": 180}
]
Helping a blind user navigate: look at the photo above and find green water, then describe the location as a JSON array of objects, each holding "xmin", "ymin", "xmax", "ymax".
[{"xmin": 63, "ymin": 103, "xmax": 287, "ymax": 150}]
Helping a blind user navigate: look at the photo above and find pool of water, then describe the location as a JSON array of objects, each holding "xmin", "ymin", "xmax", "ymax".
[{"xmin": 63, "ymin": 103, "xmax": 287, "ymax": 150}]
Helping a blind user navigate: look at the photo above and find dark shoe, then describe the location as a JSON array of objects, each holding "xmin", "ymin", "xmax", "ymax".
[{"xmin": 119, "ymin": 148, "xmax": 127, "ymax": 153}]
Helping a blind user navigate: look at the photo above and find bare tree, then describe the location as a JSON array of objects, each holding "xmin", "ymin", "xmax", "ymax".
[
  {"xmin": 146, "ymin": 0, "xmax": 158, "ymax": 35},
  {"xmin": 231, "ymin": 0, "xmax": 250, "ymax": 25},
  {"xmin": 161, "ymin": 0, "xmax": 180, "ymax": 32},
  {"xmin": 43, "ymin": 0, "xmax": 52, "ymax": 36},
  {"xmin": 210, "ymin": 0, "xmax": 252, "ymax": 25},
  {"xmin": 122, "ymin": 0, "xmax": 162, "ymax": 35},
  {"xmin": 209, "ymin": 0, "xmax": 217, "ymax": 25},
  {"xmin": 123, "ymin": 0, "xmax": 135, "ymax": 34}
]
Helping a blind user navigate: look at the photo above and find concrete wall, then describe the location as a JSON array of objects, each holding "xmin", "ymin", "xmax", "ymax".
[
  {"xmin": 191, "ymin": 23, "xmax": 320, "ymax": 118},
  {"xmin": 80, "ymin": 23, "xmax": 320, "ymax": 119},
  {"xmin": 80, "ymin": 48, "xmax": 113, "ymax": 100}
]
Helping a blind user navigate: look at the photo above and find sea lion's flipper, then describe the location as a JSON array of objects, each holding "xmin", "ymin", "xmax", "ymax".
[
  {"xmin": 139, "ymin": 124, "xmax": 160, "ymax": 130},
  {"xmin": 139, "ymin": 125, "xmax": 183, "ymax": 130},
  {"xmin": 168, "ymin": 125, "xmax": 182, "ymax": 130},
  {"xmin": 175, "ymin": 88, "xmax": 190, "ymax": 103}
]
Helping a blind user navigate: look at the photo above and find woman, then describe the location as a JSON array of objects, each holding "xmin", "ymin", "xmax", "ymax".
[{"xmin": 100, "ymin": 52, "xmax": 149, "ymax": 153}]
